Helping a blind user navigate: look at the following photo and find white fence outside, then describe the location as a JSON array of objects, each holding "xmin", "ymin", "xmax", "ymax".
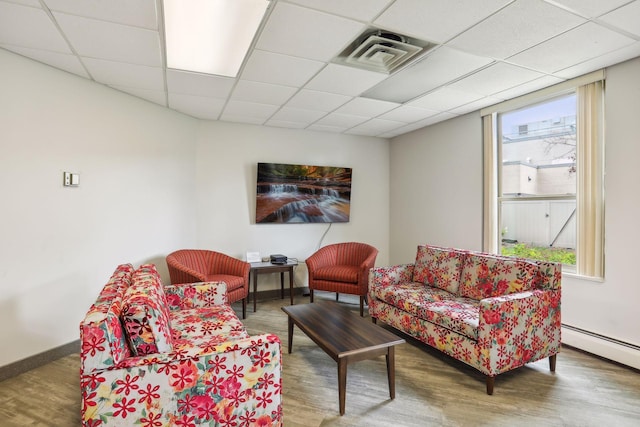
[{"xmin": 501, "ymin": 200, "xmax": 576, "ymax": 249}]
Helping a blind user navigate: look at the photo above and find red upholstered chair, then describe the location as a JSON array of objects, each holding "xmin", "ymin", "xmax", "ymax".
[
  {"xmin": 166, "ymin": 249, "xmax": 250, "ymax": 319},
  {"xmin": 306, "ymin": 242, "xmax": 378, "ymax": 316}
]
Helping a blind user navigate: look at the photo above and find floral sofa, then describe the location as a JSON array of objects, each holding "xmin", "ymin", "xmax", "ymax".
[
  {"xmin": 80, "ymin": 263, "xmax": 282, "ymax": 426},
  {"xmin": 368, "ymin": 244, "xmax": 561, "ymax": 394}
]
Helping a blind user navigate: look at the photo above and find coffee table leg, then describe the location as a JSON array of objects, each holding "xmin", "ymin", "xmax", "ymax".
[
  {"xmin": 338, "ymin": 358, "xmax": 347, "ymax": 415},
  {"xmin": 287, "ymin": 317, "xmax": 293, "ymax": 354},
  {"xmin": 387, "ymin": 347, "xmax": 396, "ymax": 399}
]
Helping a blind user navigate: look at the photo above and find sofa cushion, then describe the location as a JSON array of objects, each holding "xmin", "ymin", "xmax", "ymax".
[
  {"xmin": 413, "ymin": 245, "xmax": 466, "ymax": 294},
  {"xmin": 121, "ymin": 265, "xmax": 174, "ymax": 356},
  {"xmin": 459, "ymin": 254, "xmax": 536, "ymax": 300},
  {"xmin": 313, "ymin": 265, "xmax": 359, "ymax": 283},
  {"xmin": 170, "ymin": 304, "xmax": 249, "ymax": 353},
  {"xmin": 369, "ymin": 280, "xmax": 480, "ymax": 340}
]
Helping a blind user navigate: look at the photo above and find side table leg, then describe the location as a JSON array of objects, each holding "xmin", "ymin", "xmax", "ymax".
[
  {"xmin": 289, "ymin": 267, "xmax": 294, "ymax": 305},
  {"xmin": 253, "ymin": 270, "xmax": 258, "ymax": 313},
  {"xmin": 387, "ymin": 347, "xmax": 396, "ymax": 400},
  {"xmin": 280, "ymin": 272, "xmax": 285, "ymax": 299},
  {"xmin": 338, "ymin": 358, "xmax": 347, "ymax": 415},
  {"xmin": 287, "ymin": 317, "xmax": 293, "ymax": 354}
]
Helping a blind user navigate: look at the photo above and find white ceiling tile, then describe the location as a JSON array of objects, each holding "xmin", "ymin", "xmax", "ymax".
[
  {"xmin": 0, "ymin": 2, "xmax": 71, "ymax": 53},
  {"xmin": 554, "ymin": 41, "xmax": 640, "ymax": 79},
  {"xmin": 8, "ymin": 0, "xmax": 41, "ymax": 6},
  {"xmin": 270, "ymin": 106, "xmax": 327, "ymax": 125},
  {"xmin": 364, "ymin": 47, "xmax": 494, "ymax": 103},
  {"xmin": 285, "ymin": 0, "xmax": 393, "ymax": 21},
  {"xmin": 494, "ymin": 75, "xmax": 565, "ymax": 100},
  {"xmin": 241, "ymin": 50, "xmax": 324, "ymax": 87},
  {"xmin": 408, "ymin": 87, "xmax": 484, "ymax": 111},
  {"xmin": 387, "ymin": 112, "xmax": 459, "ymax": 135},
  {"xmin": 43, "ymin": 0, "xmax": 158, "ymax": 29},
  {"xmin": 543, "ymin": 0, "xmax": 632, "ymax": 18},
  {"xmin": 265, "ymin": 119, "xmax": 309, "ymax": 129},
  {"xmin": 110, "ymin": 85, "xmax": 166, "ymax": 106},
  {"xmin": 168, "ymin": 93, "xmax": 225, "ymax": 120},
  {"xmin": 306, "ymin": 63, "xmax": 390, "ymax": 96},
  {"xmin": 222, "ymin": 100, "xmax": 279, "ymax": 120},
  {"xmin": 508, "ymin": 22, "xmax": 636, "ymax": 73},
  {"xmin": 166, "ymin": 69, "xmax": 235, "ymax": 98},
  {"xmin": 346, "ymin": 118, "xmax": 406, "ymax": 136},
  {"xmin": 447, "ymin": 62, "xmax": 545, "ymax": 96},
  {"xmin": 220, "ymin": 114, "xmax": 267, "ymax": 126},
  {"xmin": 83, "ymin": 57, "xmax": 164, "ymax": 90},
  {"xmin": 53, "ymin": 12, "xmax": 161, "ymax": 66},
  {"xmin": 599, "ymin": 1, "xmax": 640, "ymax": 37},
  {"xmin": 448, "ymin": 97, "xmax": 502, "ymax": 115},
  {"xmin": 378, "ymin": 105, "xmax": 439, "ymax": 122},
  {"xmin": 374, "ymin": 0, "xmax": 513, "ymax": 43},
  {"xmin": 307, "ymin": 124, "xmax": 349, "ymax": 133},
  {"xmin": 448, "ymin": 0, "xmax": 585, "ymax": 59},
  {"xmin": 256, "ymin": 2, "xmax": 365, "ymax": 62},
  {"xmin": 314, "ymin": 113, "xmax": 370, "ymax": 128},
  {"xmin": 286, "ymin": 89, "xmax": 351, "ymax": 112},
  {"xmin": 1, "ymin": 44, "xmax": 88, "ymax": 77},
  {"xmin": 230, "ymin": 80, "xmax": 297, "ymax": 105},
  {"xmin": 334, "ymin": 97, "xmax": 399, "ymax": 116}
]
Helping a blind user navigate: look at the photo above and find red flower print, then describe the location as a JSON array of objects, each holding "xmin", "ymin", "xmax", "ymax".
[
  {"xmin": 192, "ymin": 394, "xmax": 216, "ymax": 420},
  {"xmin": 137, "ymin": 383, "xmax": 161, "ymax": 405},
  {"xmin": 175, "ymin": 414, "xmax": 197, "ymax": 427},
  {"xmin": 255, "ymin": 414, "xmax": 273, "ymax": 427},
  {"xmin": 115, "ymin": 374, "xmax": 140, "ymax": 396},
  {"xmin": 208, "ymin": 355, "xmax": 228, "ymax": 374},
  {"xmin": 220, "ymin": 377, "xmax": 242, "ymax": 399},
  {"xmin": 177, "ymin": 393, "xmax": 197, "ymax": 413},
  {"xmin": 85, "ymin": 419, "xmax": 102, "ymax": 427},
  {"xmin": 256, "ymin": 390, "xmax": 273, "ymax": 409},
  {"xmin": 141, "ymin": 411, "xmax": 162, "ymax": 427},
  {"xmin": 253, "ymin": 349, "xmax": 271, "ymax": 368},
  {"xmin": 496, "ymin": 279, "xmax": 509, "ymax": 294},
  {"xmin": 482, "ymin": 309, "xmax": 501, "ymax": 324},
  {"xmin": 112, "ymin": 397, "xmax": 136, "ymax": 419},
  {"xmin": 171, "ymin": 361, "xmax": 198, "ymax": 391},
  {"xmin": 225, "ymin": 364, "xmax": 245, "ymax": 381},
  {"xmin": 81, "ymin": 372, "xmax": 105, "ymax": 390},
  {"xmin": 166, "ymin": 293, "xmax": 181, "ymax": 308},
  {"xmin": 82, "ymin": 326, "xmax": 106, "ymax": 357},
  {"xmin": 184, "ymin": 286, "xmax": 197, "ymax": 299}
]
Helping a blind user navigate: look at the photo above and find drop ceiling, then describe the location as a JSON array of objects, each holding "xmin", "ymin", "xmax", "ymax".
[{"xmin": 1, "ymin": 0, "xmax": 639, "ymax": 138}]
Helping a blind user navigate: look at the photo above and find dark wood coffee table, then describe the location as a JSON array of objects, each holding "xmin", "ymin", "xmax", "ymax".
[{"xmin": 281, "ymin": 301, "xmax": 405, "ymax": 415}]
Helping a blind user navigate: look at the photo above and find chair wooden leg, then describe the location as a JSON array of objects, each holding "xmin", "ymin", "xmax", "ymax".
[
  {"xmin": 310, "ymin": 289, "xmax": 314, "ymax": 303},
  {"xmin": 359, "ymin": 296, "xmax": 364, "ymax": 317},
  {"xmin": 486, "ymin": 376, "xmax": 495, "ymax": 395},
  {"xmin": 549, "ymin": 354, "xmax": 557, "ymax": 372},
  {"xmin": 242, "ymin": 297, "xmax": 247, "ymax": 319},
  {"xmin": 336, "ymin": 293, "xmax": 339, "ymax": 301}
]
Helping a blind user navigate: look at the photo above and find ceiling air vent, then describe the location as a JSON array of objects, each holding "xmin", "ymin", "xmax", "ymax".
[{"xmin": 334, "ymin": 29, "xmax": 435, "ymax": 74}]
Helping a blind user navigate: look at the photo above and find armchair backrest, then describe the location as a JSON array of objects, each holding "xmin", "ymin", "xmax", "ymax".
[{"xmin": 334, "ymin": 242, "xmax": 378, "ymax": 267}]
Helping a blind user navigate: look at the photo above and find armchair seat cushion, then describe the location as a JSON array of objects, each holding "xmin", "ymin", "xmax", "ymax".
[
  {"xmin": 314, "ymin": 265, "xmax": 360, "ymax": 283},
  {"xmin": 170, "ymin": 305, "xmax": 249, "ymax": 352},
  {"xmin": 205, "ymin": 274, "xmax": 245, "ymax": 292}
]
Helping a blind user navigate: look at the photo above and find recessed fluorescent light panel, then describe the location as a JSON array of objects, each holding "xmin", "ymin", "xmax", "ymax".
[{"xmin": 163, "ymin": 0, "xmax": 269, "ymax": 77}]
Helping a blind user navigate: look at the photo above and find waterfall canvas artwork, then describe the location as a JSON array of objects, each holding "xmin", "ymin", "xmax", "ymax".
[{"xmin": 256, "ymin": 162, "xmax": 352, "ymax": 223}]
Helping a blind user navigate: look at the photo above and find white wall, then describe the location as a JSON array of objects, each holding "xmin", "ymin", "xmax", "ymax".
[
  {"xmin": 0, "ymin": 50, "xmax": 199, "ymax": 366},
  {"xmin": 389, "ymin": 112, "xmax": 483, "ymax": 264},
  {"xmin": 390, "ymin": 57, "xmax": 640, "ymax": 368},
  {"xmin": 195, "ymin": 121, "xmax": 390, "ymax": 291}
]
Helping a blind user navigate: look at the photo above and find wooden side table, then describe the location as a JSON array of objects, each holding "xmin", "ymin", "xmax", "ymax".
[{"xmin": 249, "ymin": 260, "xmax": 297, "ymax": 312}]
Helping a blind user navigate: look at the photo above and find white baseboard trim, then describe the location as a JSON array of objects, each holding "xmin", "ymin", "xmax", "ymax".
[{"xmin": 562, "ymin": 325, "xmax": 640, "ymax": 370}]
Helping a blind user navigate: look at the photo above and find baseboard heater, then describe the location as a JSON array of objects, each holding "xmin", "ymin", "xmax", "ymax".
[{"xmin": 562, "ymin": 324, "xmax": 640, "ymax": 351}]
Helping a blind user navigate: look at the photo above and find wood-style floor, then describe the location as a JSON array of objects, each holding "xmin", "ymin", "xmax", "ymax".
[{"xmin": 1, "ymin": 293, "xmax": 639, "ymax": 426}]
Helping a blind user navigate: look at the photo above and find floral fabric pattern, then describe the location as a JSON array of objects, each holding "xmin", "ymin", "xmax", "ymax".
[
  {"xmin": 413, "ymin": 245, "xmax": 466, "ymax": 294},
  {"xmin": 80, "ymin": 264, "xmax": 283, "ymax": 427},
  {"xmin": 368, "ymin": 245, "xmax": 561, "ymax": 383}
]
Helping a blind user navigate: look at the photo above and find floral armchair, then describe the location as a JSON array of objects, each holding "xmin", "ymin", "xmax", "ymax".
[{"xmin": 80, "ymin": 263, "xmax": 282, "ymax": 426}]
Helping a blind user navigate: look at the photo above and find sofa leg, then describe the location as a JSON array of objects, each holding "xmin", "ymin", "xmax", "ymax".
[
  {"xmin": 359, "ymin": 296, "xmax": 364, "ymax": 317},
  {"xmin": 549, "ymin": 354, "xmax": 557, "ymax": 372},
  {"xmin": 486, "ymin": 376, "xmax": 495, "ymax": 395},
  {"xmin": 371, "ymin": 317, "xmax": 377, "ymax": 324}
]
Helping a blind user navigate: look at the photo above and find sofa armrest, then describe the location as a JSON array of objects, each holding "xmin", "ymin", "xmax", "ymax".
[
  {"xmin": 477, "ymin": 289, "xmax": 561, "ymax": 376},
  {"xmin": 164, "ymin": 281, "xmax": 228, "ymax": 310},
  {"xmin": 368, "ymin": 264, "xmax": 415, "ymax": 288},
  {"xmin": 81, "ymin": 333, "xmax": 282, "ymax": 426}
]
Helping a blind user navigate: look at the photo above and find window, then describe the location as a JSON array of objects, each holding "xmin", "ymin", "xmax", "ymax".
[{"xmin": 482, "ymin": 72, "xmax": 604, "ymax": 278}]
